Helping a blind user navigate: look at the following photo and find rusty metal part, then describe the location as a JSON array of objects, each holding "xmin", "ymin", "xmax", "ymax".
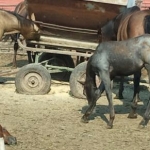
[{"xmin": 26, "ymin": 0, "xmax": 126, "ymax": 42}]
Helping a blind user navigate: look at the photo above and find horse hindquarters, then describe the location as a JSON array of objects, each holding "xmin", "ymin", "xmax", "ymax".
[{"xmin": 98, "ymin": 70, "xmax": 115, "ymax": 128}]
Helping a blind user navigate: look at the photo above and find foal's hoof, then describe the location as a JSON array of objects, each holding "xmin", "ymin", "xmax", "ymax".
[
  {"xmin": 138, "ymin": 124, "xmax": 147, "ymax": 129},
  {"xmin": 81, "ymin": 116, "xmax": 89, "ymax": 123},
  {"xmin": 4, "ymin": 136, "xmax": 17, "ymax": 145},
  {"xmin": 138, "ymin": 119, "xmax": 148, "ymax": 129},
  {"xmin": 128, "ymin": 113, "xmax": 137, "ymax": 119},
  {"xmin": 106, "ymin": 123, "xmax": 113, "ymax": 129}
]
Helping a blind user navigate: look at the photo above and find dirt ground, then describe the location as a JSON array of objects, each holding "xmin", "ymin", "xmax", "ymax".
[{"xmin": 1, "ymin": 42, "xmax": 150, "ymax": 150}]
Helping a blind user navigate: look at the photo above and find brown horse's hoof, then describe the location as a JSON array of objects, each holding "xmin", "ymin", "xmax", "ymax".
[
  {"xmin": 4, "ymin": 136, "xmax": 17, "ymax": 145},
  {"xmin": 128, "ymin": 113, "xmax": 137, "ymax": 119},
  {"xmin": 114, "ymin": 94, "xmax": 124, "ymax": 99},
  {"xmin": 2, "ymin": 128, "xmax": 17, "ymax": 145},
  {"xmin": 81, "ymin": 116, "xmax": 89, "ymax": 123}
]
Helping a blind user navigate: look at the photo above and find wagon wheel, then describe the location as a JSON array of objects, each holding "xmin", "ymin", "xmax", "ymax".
[
  {"xmin": 69, "ymin": 61, "xmax": 87, "ymax": 99},
  {"xmin": 39, "ymin": 53, "xmax": 75, "ymax": 81},
  {"xmin": 69, "ymin": 61, "xmax": 104, "ymax": 99},
  {"xmin": 15, "ymin": 64, "xmax": 51, "ymax": 95}
]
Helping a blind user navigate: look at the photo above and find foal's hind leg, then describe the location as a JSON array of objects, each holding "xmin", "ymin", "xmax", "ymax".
[
  {"xmin": 139, "ymin": 99, "xmax": 150, "ymax": 127},
  {"xmin": 100, "ymin": 71, "xmax": 115, "ymax": 128},
  {"xmin": 128, "ymin": 71, "xmax": 141, "ymax": 118}
]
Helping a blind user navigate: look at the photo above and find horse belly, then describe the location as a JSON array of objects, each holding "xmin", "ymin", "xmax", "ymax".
[{"xmin": 110, "ymin": 57, "xmax": 143, "ymax": 76}]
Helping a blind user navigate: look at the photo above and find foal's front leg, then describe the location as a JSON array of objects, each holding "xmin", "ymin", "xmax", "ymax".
[
  {"xmin": 128, "ymin": 71, "xmax": 141, "ymax": 118},
  {"xmin": 81, "ymin": 79, "xmax": 105, "ymax": 123}
]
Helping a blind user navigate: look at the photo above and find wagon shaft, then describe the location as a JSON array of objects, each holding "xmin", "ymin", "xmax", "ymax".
[{"xmin": 0, "ymin": 69, "xmax": 19, "ymax": 77}]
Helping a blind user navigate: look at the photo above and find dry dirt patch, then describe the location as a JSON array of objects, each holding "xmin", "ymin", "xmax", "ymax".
[{"xmin": 0, "ymin": 46, "xmax": 150, "ymax": 150}]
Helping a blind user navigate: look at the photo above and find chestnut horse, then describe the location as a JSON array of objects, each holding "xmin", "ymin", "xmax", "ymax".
[
  {"xmin": 0, "ymin": 7, "xmax": 40, "ymax": 67},
  {"xmin": 12, "ymin": 1, "xmax": 38, "ymax": 67},
  {"xmin": 100, "ymin": 7, "xmax": 150, "ymax": 101},
  {"xmin": 82, "ymin": 34, "xmax": 150, "ymax": 128},
  {"xmin": 12, "ymin": 1, "xmax": 28, "ymax": 67},
  {"xmin": 0, "ymin": 124, "xmax": 17, "ymax": 145}
]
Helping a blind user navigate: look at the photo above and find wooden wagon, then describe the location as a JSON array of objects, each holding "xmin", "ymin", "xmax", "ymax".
[{"xmin": 13, "ymin": 0, "xmax": 129, "ymax": 97}]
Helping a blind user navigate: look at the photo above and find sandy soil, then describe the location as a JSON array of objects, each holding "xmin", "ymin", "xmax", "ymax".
[{"xmin": 0, "ymin": 42, "xmax": 150, "ymax": 150}]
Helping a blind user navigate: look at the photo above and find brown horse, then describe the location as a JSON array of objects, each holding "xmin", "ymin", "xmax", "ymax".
[
  {"xmin": 12, "ymin": 1, "xmax": 28, "ymax": 67},
  {"xmin": 0, "ymin": 7, "xmax": 40, "ymax": 67},
  {"xmin": 0, "ymin": 9, "xmax": 39, "ymax": 41},
  {"xmin": 0, "ymin": 124, "xmax": 17, "ymax": 145},
  {"xmin": 117, "ymin": 9, "xmax": 150, "ymax": 40},
  {"xmin": 100, "ymin": 7, "xmax": 150, "ymax": 101},
  {"xmin": 12, "ymin": 1, "xmax": 38, "ymax": 67}
]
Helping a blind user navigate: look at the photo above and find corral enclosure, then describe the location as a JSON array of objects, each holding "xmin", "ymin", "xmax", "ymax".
[{"xmin": 0, "ymin": 0, "xmax": 150, "ymax": 150}]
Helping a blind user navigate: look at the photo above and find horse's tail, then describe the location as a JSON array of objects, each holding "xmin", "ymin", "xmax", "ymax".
[{"xmin": 144, "ymin": 15, "xmax": 150, "ymax": 34}]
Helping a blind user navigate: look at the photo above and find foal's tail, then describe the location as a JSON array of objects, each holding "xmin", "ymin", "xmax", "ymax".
[{"xmin": 144, "ymin": 15, "xmax": 150, "ymax": 34}]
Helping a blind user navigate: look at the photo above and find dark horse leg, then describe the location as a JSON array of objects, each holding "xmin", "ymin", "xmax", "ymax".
[
  {"xmin": 139, "ymin": 99, "xmax": 150, "ymax": 127},
  {"xmin": 99, "ymin": 71, "xmax": 115, "ymax": 128},
  {"xmin": 139, "ymin": 65, "xmax": 150, "ymax": 127},
  {"xmin": 114, "ymin": 76, "xmax": 124, "ymax": 99},
  {"xmin": 12, "ymin": 34, "xmax": 19, "ymax": 68},
  {"xmin": 128, "ymin": 71, "xmax": 141, "ymax": 118}
]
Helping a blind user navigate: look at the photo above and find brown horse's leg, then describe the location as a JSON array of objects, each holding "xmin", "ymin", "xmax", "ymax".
[
  {"xmin": 27, "ymin": 51, "xmax": 33, "ymax": 63},
  {"xmin": 128, "ymin": 71, "xmax": 141, "ymax": 118},
  {"xmin": 12, "ymin": 42, "xmax": 19, "ymax": 68},
  {"xmin": 0, "ymin": 125, "xmax": 5, "ymax": 150},
  {"xmin": 0, "ymin": 125, "xmax": 3, "ymax": 137},
  {"xmin": 2, "ymin": 128, "xmax": 17, "ymax": 145},
  {"xmin": 114, "ymin": 77, "xmax": 124, "ymax": 99}
]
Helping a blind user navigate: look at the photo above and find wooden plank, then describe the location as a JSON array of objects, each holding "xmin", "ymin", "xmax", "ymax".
[{"xmin": 39, "ymin": 36, "xmax": 98, "ymax": 50}]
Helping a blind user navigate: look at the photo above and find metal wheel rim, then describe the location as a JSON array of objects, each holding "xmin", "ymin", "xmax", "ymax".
[{"xmin": 22, "ymin": 72, "xmax": 43, "ymax": 91}]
